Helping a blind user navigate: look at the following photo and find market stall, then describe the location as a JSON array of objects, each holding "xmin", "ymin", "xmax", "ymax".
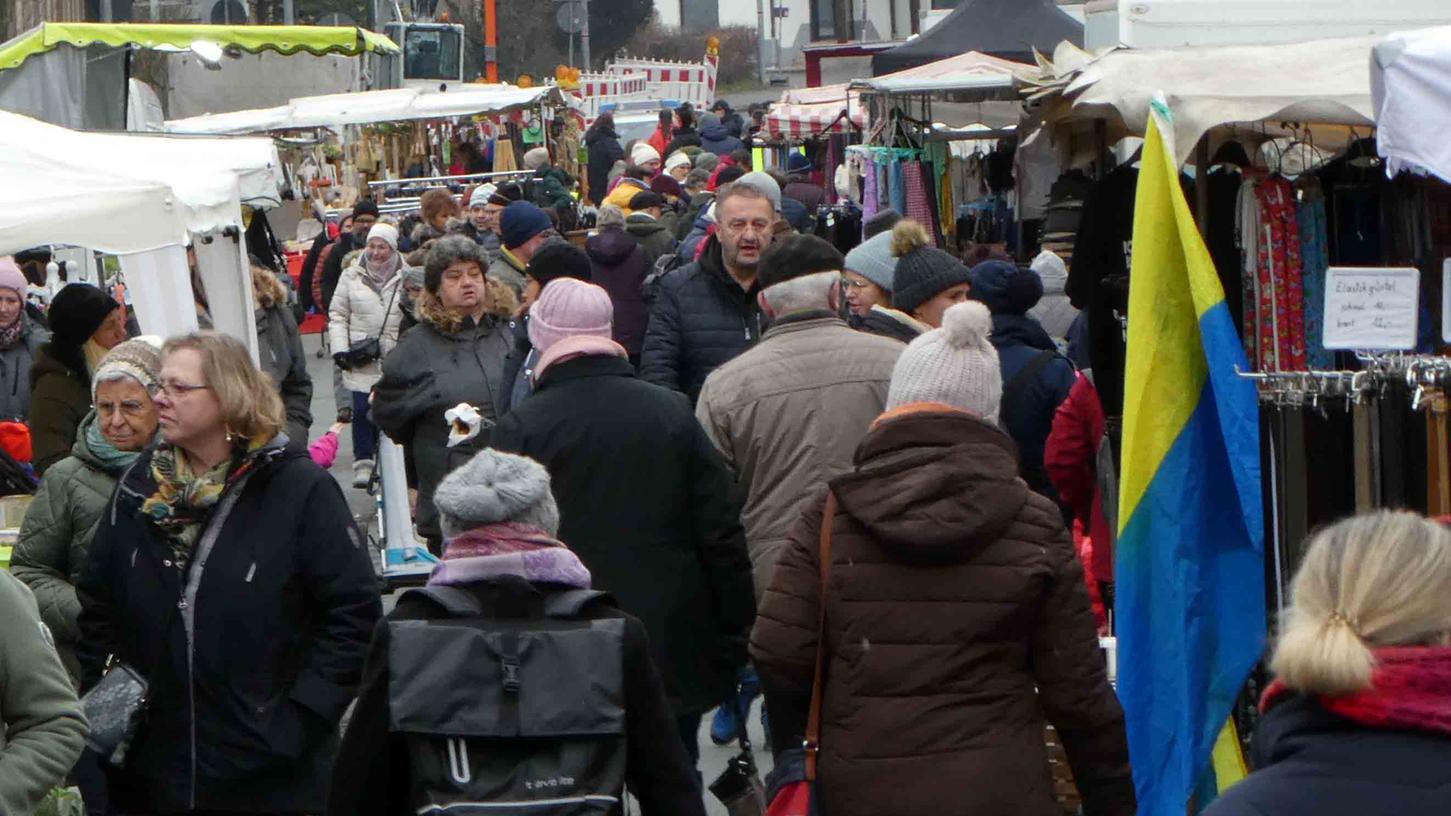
[
  {"xmin": 0, "ymin": 22, "xmax": 400, "ymax": 130},
  {"xmin": 0, "ymin": 110, "xmax": 285, "ymax": 360},
  {"xmin": 844, "ymin": 51, "xmax": 1033, "ymax": 253}
]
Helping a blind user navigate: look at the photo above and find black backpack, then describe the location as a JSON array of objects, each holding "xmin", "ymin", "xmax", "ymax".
[{"xmin": 388, "ymin": 582, "xmax": 629, "ymax": 815}]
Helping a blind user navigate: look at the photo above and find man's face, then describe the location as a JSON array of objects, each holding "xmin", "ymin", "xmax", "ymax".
[
  {"xmin": 716, "ymin": 194, "xmax": 775, "ymax": 274},
  {"xmin": 482, "ymin": 203, "xmax": 505, "ymax": 233},
  {"xmin": 352, "ymin": 214, "xmax": 377, "ymax": 240},
  {"xmin": 515, "ymin": 230, "xmax": 558, "ymax": 264}
]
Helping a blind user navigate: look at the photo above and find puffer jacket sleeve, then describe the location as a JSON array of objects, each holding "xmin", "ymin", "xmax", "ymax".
[
  {"xmin": 287, "ymin": 468, "xmax": 383, "ymax": 724},
  {"xmin": 327, "ymin": 269, "xmax": 354, "ymax": 352},
  {"xmin": 371, "ymin": 337, "xmax": 437, "ymax": 444},
  {"xmin": 74, "ymin": 486, "xmax": 123, "ymax": 694},
  {"xmin": 11, "ymin": 463, "xmax": 82, "ymax": 644},
  {"xmin": 639, "ymin": 280, "xmax": 684, "ymax": 394},
  {"xmin": 379, "ymin": 278, "xmax": 405, "ymax": 356},
  {"xmin": 1025, "ymin": 498, "xmax": 1136, "ymax": 816},
  {"xmin": 275, "ymin": 307, "xmax": 314, "ymax": 442},
  {"xmin": 686, "ymin": 411, "xmax": 754, "ymax": 670},
  {"xmin": 1045, "ymin": 374, "xmax": 1098, "ymax": 523},
  {"xmin": 0, "ymin": 573, "xmax": 87, "ymax": 816},
  {"xmin": 29, "ymin": 376, "xmax": 84, "ymax": 476},
  {"xmin": 750, "ymin": 489, "xmax": 826, "ymax": 692}
]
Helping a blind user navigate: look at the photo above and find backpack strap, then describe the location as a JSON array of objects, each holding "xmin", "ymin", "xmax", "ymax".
[
  {"xmin": 543, "ymin": 589, "xmax": 613, "ymax": 618},
  {"xmin": 1001, "ymin": 349, "xmax": 1062, "ymax": 420},
  {"xmin": 400, "ymin": 585, "xmax": 486, "ymax": 618}
]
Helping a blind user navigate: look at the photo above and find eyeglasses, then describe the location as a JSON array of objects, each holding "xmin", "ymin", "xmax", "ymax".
[
  {"xmin": 841, "ymin": 278, "xmax": 875, "ymax": 290},
  {"xmin": 148, "ymin": 380, "xmax": 210, "ymax": 399}
]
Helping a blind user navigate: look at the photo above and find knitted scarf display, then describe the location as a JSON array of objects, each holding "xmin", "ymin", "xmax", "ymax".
[
  {"xmin": 141, "ymin": 434, "xmax": 273, "ymax": 567},
  {"xmin": 428, "ymin": 523, "xmax": 592, "ymax": 589},
  {"xmin": 1261, "ymin": 646, "xmax": 1451, "ymax": 738}
]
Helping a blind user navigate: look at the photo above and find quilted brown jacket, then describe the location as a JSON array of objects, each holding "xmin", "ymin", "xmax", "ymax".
[{"xmin": 751, "ymin": 406, "xmax": 1135, "ymax": 816}]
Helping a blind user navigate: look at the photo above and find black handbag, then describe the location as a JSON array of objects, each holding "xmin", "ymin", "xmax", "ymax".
[
  {"xmin": 81, "ymin": 661, "xmax": 149, "ymax": 768},
  {"xmin": 708, "ymin": 692, "xmax": 767, "ymax": 816}
]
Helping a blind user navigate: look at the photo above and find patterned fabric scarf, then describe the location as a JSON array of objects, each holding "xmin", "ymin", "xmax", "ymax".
[
  {"xmin": 0, "ymin": 315, "xmax": 24, "ymax": 351},
  {"xmin": 428, "ymin": 523, "xmax": 592, "ymax": 589},
  {"xmin": 140, "ymin": 434, "xmax": 273, "ymax": 568}
]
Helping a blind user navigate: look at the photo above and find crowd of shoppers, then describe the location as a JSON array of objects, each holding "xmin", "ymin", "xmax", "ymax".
[{"xmin": 5, "ymin": 92, "xmax": 1450, "ymax": 816}]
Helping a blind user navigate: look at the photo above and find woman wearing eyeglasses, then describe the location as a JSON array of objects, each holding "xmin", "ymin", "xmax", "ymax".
[
  {"xmin": 75, "ymin": 331, "xmax": 381, "ymax": 816},
  {"xmin": 14, "ymin": 337, "xmax": 163, "ymax": 686}
]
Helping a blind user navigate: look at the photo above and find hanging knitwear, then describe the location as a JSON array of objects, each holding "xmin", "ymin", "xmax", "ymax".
[
  {"xmin": 1237, "ymin": 177, "xmax": 1262, "ymax": 368},
  {"xmin": 862, "ymin": 160, "xmax": 880, "ymax": 224}
]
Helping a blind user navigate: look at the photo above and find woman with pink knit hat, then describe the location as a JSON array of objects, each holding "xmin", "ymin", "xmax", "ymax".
[
  {"xmin": 492, "ymin": 278, "xmax": 754, "ymax": 774},
  {"xmin": 0, "ymin": 256, "xmax": 48, "ymax": 421}
]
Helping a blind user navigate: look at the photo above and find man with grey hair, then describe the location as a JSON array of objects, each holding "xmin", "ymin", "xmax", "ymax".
[
  {"xmin": 692, "ymin": 233, "xmax": 903, "ymax": 745},
  {"xmin": 640, "ymin": 180, "xmax": 779, "ymax": 403}
]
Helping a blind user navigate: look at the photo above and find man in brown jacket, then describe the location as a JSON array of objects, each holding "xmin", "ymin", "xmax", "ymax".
[{"xmin": 695, "ymin": 234, "xmax": 905, "ymax": 597}]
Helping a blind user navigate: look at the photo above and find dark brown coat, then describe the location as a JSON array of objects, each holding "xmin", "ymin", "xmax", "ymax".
[{"xmin": 751, "ymin": 407, "xmax": 1135, "ymax": 816}]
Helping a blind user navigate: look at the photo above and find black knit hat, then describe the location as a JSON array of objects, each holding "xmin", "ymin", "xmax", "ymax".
[
  {"xmin": 628, "ymin": 190, "xmax": 664, "ymax": 211},
  {"xmin": 49, "ymin": 283, "xmax": 120, "ymax": 348},
  {"xmin": 758, "ymin": 234, "xmax": 846, "ymax": 290},
  {"xmin": 889, "ymin": 220, "xmax": 972, "ymax": 316},
  {"xmin": 526, "ymin": 240, "xmax": 592, "ymax": 287},
  {"xmin": 862, "ymin": 208, "xmax": 902, "ymax": 240},
  {"xmin": 490, "ymin": 182, "xmax": 524, "ymax": 207},
  {"xmin": 352, "ymin": 198, "xmax": 379, "ymax": 220}
]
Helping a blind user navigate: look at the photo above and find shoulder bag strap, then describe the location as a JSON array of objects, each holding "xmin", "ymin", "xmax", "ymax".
[
  {"xmin": 1001, "ymin": 349, "xmax": 1061, "ymax": 420},
  {"xmin": 804, "ymin": 490, "xmax": 837, "ymax": 782}
]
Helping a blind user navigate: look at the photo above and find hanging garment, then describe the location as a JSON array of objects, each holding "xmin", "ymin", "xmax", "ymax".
[
  {"xmin": 902, "ymin": 160, "xmax": 937, "ymax": 243},
  {"xmin": 1256, "ymin": 177, "xmax": 1308, "ymax": 372},
  {"xmin": 861, "ymin": 159, "xmax": 879, "ymax": 224},
  {"xmin": 889, "ymin": 157, "xmax": 908, "ymax": 216},
  {"xmin": 1298, "ymin": 189, "xmax": 1331, "ymax": 369},
  {"xmin": 1429, "ymin": 392, "xmax": 1451, "ymax": 516},
  {"xmin": 1237, "ymin": 177, "xmax": 1263, "ymax": 367},
  {"xmin": 493, "ymin": 138, "xmax": 518, "ymax": 173}
]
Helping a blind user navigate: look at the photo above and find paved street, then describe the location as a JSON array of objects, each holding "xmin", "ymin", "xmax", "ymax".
[{"xmin": 301, "ymin": 333, "xmax": 772, "ymax": 813}]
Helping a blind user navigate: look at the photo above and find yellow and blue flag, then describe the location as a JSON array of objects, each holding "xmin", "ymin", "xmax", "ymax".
[{"xmin": 1116, "ymin": 100, "xmax": 1265, "ymax": 814}]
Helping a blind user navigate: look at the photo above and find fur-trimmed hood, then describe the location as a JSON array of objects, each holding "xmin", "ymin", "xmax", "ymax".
[{"xmin": 415, "ymin": 282, "xmax": 517, "ymax": 335}]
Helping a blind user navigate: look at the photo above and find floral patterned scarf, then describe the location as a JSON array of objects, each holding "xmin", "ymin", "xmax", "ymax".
[
  {"xmin": 140, "ymin": 433, "xmax": 274, "ymax": 568},
  {"xmin": 0, "ymin": 314, "xmax": 24, "ymax": 351}
]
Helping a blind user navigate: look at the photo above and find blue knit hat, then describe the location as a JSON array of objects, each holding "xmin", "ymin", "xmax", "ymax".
[
  {"xmin": 787, "ymin": 152, "xmax": 812, "ymax": 174},
  {"xmin": 500, "ymin": 201, "xmax": 552, "ymax": 250},
  {"xmin": 969, "ymin": 259, "xmax": 1043, "ymax": 316}
]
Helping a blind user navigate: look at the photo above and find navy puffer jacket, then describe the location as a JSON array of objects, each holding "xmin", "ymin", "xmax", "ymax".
[
  {"xmin": 639, "ymin": 236, "xmax": 762, "ymax": 404},
  {"xmin": 1204, "ymin": 693, "xmax": 1451, "ymax": 816}
]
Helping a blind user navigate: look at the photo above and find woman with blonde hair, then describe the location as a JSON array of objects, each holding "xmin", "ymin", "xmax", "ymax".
[
  {"xmin": 76, "ymin": 331, "xmax": 381, "ymax": 816},
  {"xmin": 1205, "ymin": 510, "xmax": 1451, "ymax": 816}
]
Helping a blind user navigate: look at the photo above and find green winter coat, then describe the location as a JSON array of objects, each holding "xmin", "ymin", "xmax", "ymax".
[
  {"xmin": 12, "ymin": 411, "xmax": 131, "ymax": 684},
  {"xmin": 27, "ymin": 343, "xmax": 91, "ymax": 476},
  {"xmin": 0, "ymin": 571, "xmax": 87, "ymax": 815}
]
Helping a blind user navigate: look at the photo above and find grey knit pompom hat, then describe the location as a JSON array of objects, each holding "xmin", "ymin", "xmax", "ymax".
[{"xmin": 432, "ymin": 449, "xmax": 560, "ymax": 539}]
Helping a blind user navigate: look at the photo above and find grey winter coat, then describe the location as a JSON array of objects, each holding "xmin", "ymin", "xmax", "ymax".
[
  {"xmin": 255, "ymin": 304, "xmax": 314, "ymax": 444},
  {"xmin": 12, "ymin": 411, "xmax": 130, "ymax": 683},
  {"xmin": 0, "ymin": 319, "xmax": 48, "ymax": 420},
  {"xmin": 372, "ymin": 300, "xmax": 512, "ymax": 542}
]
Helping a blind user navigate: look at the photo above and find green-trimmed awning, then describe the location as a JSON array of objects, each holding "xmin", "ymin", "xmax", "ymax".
[{"xmin": 0, "ymin": 22, "xmax": 399, "ymax": 72}]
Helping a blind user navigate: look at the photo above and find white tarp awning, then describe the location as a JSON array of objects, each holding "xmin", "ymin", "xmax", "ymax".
[
  {"xmin": 1025, "ymin": 37, "xmax": 1378, "ymax": 165},
  {"xmin": 1374, "ymin": 26, "xmax": 1451, "ymax": 184},
  {"xmin": 165, "ymin": 84, "xmax": 568, "ymax": 135},
  {"xmin": 0, "ymin": 110, "xmax": 269, "ymax": 254},
  {"xmin": 850, "ymin": 50, "xmax": 1028, "ymax": 101}
]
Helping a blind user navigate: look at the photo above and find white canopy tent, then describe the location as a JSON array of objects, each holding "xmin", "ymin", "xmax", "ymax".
[
  {"xmin": 165, "ymin": 84, "xmax": 569, "ymax": 135},
  {"xmin": 0, "ymin": 111, "xmax": 285, "ymax": 358},
  {"xmin": 1374, "ymin": 26, "xmax": 1451, "ymax": 184},
  {"xmin": 850, "ymin": 50, "xmax": 1026, "ymax": 100},
  {"xmin": 1024, "ymin": 36, "xmax": 1379, "ymax": 166}
]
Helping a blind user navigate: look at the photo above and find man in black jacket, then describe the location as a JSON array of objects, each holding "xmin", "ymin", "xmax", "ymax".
[
  {"xmin": 492, "ymin": 279, "xmax": 755, "ymax": 771},
  {"xmin": 315, "ymin": 199, "xmax": 379, "ymax": 313},
  {"xmin": 638, "ymin": 179, "xmax": 778, "ymax": 403}
]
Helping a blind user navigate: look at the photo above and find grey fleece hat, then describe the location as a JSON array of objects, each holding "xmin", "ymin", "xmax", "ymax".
[
  {"xmin": 734, "ymin": 171, "xmax": 782, "ymax": 213},
  {"xmin": 844, "ymin": 230, "xmax": 897, "ymax": 292},
  {"xmin": 432, "ymin": 449, "xmax": 560, "ymax": 539}
]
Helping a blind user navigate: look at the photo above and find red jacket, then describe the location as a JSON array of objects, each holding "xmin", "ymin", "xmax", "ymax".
[
  {"xmin": 646, "ymin": 126, "xmax": 670, "ymax": 159},
  {"xmin": 1045, "ymin": 372, "xmax": 1113, "ymax": 586}
]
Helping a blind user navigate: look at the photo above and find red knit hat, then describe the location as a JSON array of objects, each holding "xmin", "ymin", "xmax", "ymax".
[{"xmin": 0, "ymin": 422, "xmax": 33, "ymax": 464}]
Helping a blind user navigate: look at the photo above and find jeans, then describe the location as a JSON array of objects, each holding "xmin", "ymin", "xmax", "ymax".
[{"xmin": 352, "ymin": 390, "xmax": 377, "ymax": 462}]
